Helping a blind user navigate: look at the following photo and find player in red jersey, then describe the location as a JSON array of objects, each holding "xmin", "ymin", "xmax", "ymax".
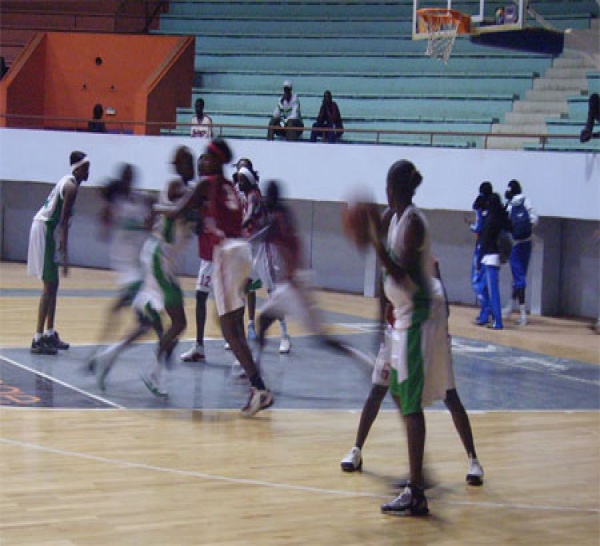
[{"xmin": 155, "ymin": 138, "xmax": 273, "ymax": 417}]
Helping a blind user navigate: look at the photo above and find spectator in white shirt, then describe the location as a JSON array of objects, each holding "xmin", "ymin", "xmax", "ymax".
[
  {"xmin": 190, "ymin": 98, "xmax": 213, "ymax": 139},
  {"xmin": 267, "ymin": 80, "xmax": 304, "ymax": 141}
]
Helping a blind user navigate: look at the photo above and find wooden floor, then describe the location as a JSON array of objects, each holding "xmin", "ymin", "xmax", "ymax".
[{"xmin": 0, "ymin": 262, "xmax": 599, "ymax": 545}]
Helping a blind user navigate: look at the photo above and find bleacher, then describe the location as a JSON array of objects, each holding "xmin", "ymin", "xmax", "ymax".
[{"xmin": 156, "ymin": 0, "xmax": 598, "ymax": 147}]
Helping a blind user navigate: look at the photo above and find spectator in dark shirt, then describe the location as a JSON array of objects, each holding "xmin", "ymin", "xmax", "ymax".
[
  {"xmin": 310, "ymin": 90, "xmax": 344, "ymax": 143},
  {"xmin": 88, "ymin": 103, "xmax": 107, "ymax": 133}
]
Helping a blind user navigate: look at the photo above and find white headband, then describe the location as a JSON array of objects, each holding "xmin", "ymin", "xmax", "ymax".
[
  {"xmin": 71, "ymin": 155, "xmax": 89, "ymax": 172},
  {"xmin": 237, "ymin": 166, "xmax": 256, "ymax": 186}
]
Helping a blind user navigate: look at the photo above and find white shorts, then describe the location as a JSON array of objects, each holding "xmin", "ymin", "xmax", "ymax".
[
  {"xmin": 259, "ymin": 270, "xmax": 322, "ymax": 333},
  {"xmin": 212, "ymin": 238, "xmax": 252, "ymax": 316},
  {"xmin": 133, "ymin": 237, "xmax": 183, "ymax": 313},
  {"xmin": 250, "ymin": 242, "xmax": 276, "ymax": 293},
  {"xmin": 27, "ymin": 220, "xmax": 56, "ymax": 281},
  {"xmin": 372, "ymin": 326, "xmax": 393, "ymax": 387},
  {"xmin": 195, "ymin": 259, "xmax": 214, "ymax": 293},
  {"xmin": 386, "ymin": 278, "xmax": 456, "ymax": 407}
]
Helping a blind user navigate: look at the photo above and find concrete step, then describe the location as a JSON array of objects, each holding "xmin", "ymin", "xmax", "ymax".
[
  {"xmin": 491, "ymin": 123, "xmax": 548, "ymax": 135},
  {"xmin": 545, "ymin": 67, "xmax": 596, "ymax": 78},
  {"xmin": 533, "ymin": 78, "xmax": 589, "ymax": 91},
  {"xmin": 524, "ymin": 89, "xmax": 578, "ymax": 101},
  {"xmin": 504, "ymin": 112, "xmax": 555, "ymax": 124},
  {"xmin": 553, "ymin": 56, "xmax": 598, "ymax": 69},
  {"xmin": 513, "ymin": 100, "xmax": 568, "ymax": 114},
  {"xmin": 486, "ymin": 136, "xmax": 542, "ymax": 149}
]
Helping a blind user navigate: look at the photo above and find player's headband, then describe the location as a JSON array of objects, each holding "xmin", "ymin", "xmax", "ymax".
[
  {"xmin": 208, "ymin": 142, "xmax": 228, "ymax": 164},
  {"xmin": 237, "ymin": 166, "xmax": 256, "ymax": 186},
  {"xmin": 71, "ymin": 155, "xmax": 89, "ymax": 172}
]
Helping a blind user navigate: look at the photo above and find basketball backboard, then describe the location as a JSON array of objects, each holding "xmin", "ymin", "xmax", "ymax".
[{"xmin": 412, "ymin": 0, "xmax": 527, "ymax": 40}]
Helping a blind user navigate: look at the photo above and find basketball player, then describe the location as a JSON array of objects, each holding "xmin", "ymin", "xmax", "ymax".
[
  {"xmin": 359, "ymin": 160, "xmax": 442, "ymax": 516},
  {"xmin": 236, "ymin": 160, "xmax": 291, "ymax": 353},
  {"xmin": 88, "ymin": 163, "xmax": 163, "ymax": 389},
  {"xmin": 180, "ymin": 153, "xmax": 214, "ymax": 363},
  {"xmin": 27, "ymin": 151, "xmax": 90, "ymax": 354},
  {"xmin": 155, "ymin": 138, "xmax": 273, "ymax": 417},
  {"xmin": 136, "ymin": 146, "xmax": 195, "ymax": 398},
  {"xmin": 253, "ymin": 181, "xmax": 362, "ymax": 366},
  {"xmin": 340, "ymin": 259, "xmax": 484, "ymax": 488}
]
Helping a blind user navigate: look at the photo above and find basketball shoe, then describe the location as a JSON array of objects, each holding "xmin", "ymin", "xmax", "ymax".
[
  {"xmin": 241, "ymin": 387, "xmax": 274, "ymax": 417},
  {"xmin": 381, "ymin": 483, "xmax": 429, "ymax": 516},
  {"xmin": 340, "ymin": 447, "xmax": 362, "ymax": 472}
]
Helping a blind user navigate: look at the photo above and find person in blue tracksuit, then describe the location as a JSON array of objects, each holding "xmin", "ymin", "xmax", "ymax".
[
  {"xmin": 503, "ymin": 179, "xmax": 538, "ymax": 326},
  {"xmin": 476, "ymin": 186, "xmax": 510, "ymax": 329},
  {"xmin": 470, "ymin": 182, "xmax": 491, "ymax": 319}
]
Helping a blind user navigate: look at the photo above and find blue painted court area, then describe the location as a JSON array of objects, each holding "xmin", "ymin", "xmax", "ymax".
[{"xmin": 1, "ymin": 330, "xmax": 598, "ymax": 411}]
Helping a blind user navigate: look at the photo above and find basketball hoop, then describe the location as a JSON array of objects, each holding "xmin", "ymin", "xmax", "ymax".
[{"xmin": 416, "ymin": 9, "xmax": 470, "ymax": 64}]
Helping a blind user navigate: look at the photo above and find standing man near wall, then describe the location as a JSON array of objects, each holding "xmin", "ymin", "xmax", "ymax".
[
  {"xmin": 503, "ymin": 179, "xmax": 538, "ymax": 325},
  {"xmin": 27, "ymin": 151, "xmax": 90, "ymax": 354}
]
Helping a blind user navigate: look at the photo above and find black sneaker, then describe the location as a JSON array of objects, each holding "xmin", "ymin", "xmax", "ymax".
[
  {"xmin": 381, "ymin": 484, "xmax": 429, "ymax": 516},
  {"xmin": 31, "ymin": 336, "xmax": 58, "ymax": 355},
  {"xmin": 46, "ymin": 331, "xmax": 70, "ymax": 350}
]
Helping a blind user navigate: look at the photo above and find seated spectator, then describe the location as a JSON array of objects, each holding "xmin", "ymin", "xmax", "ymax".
[
  {"xmin": 267, "ymin": 80, "xmax": 304, "ymax": 141},
  {"xmin": 191, "ymin": 97, "xmax": 213, "ymax": 139},
  {"xmin": 580, "ymin": 93, "xmax": 599, "ymax": 143},
  {"xmin": 310, "ymin": 90, "xmax": 344, "ymax": 143},
  {"xmin": 88, "ymin": 103, "xmax": 107, "ymax": 133}
]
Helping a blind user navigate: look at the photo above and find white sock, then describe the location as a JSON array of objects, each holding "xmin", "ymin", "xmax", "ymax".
[{"xmin": 34, "ymin": 333, "xmax": 42, "ymax": 342}]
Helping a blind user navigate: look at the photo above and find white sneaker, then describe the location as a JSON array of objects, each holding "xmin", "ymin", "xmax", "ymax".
[
  {"xmin": 141, "ymin": 373, "xmax": 168, "ymax": 399},
  {"xmin": 340, "ymin": 446, "xmax": 362, "ymax": 472},
  {"xmin": 230, "ymin": 359, "xmax": 247, "ymax": 380},
  {"xmin": 247, "ymin": 322, "xmax": 257, "ymax": 341},
  {"xmin": 241, "ymin": 387, "xmax": 274, "ymax": 417},
  {"xmin": 514, "ymin": 315, "xmax": 528, "ymax": 326},
  {"xmin": 180, "ymin": 344, "xmax": 205, "ymax": 362},
  {"xmin": 279, "ymin": 335, "xmax": 291, "ymax": 354},
  {"xmin": 502, "ymin": 303, "xmax": 514, "ymax": 320},
  {"xmin": 466, "ymin": 457, "xmax": 484, "ymax": 486},
  {"xmin": 224, "ymin": 341, "xmax": 231, "ymax": 350}
]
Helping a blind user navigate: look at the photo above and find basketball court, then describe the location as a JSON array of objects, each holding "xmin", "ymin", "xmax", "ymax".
[{"xmin": 0, "ymin": 263, "xmax": 598, "ymax": 544}]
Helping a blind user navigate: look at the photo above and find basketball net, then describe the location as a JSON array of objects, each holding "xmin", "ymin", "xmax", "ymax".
[{"xmin": 418, "ymin": 11, "xmax": 459, "ymax": 64}]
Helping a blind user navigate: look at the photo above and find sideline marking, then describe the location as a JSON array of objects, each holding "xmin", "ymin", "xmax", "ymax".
[
  {"xmin": 0, "ymin": 436, "xmax": 597, "ymax": 514},
  {"xmin": 0, "ymin": 354, "xmax": 124, "ymax": 409}
]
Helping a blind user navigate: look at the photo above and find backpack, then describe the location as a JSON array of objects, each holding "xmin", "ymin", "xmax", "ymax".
[
  {"xmin": 497, "ymin": 230, "xmax": 513, "ymax": 264},
  {"xmin": 510, "ymin": 202, "xmax": 532, "ymax": 241}
]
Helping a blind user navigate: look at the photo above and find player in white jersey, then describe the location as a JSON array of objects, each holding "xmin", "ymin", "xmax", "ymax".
[
  {"xmin": 27, "ymin": 151, "xmax": 90, "ymax": 354},
  {"xmin": 340, "ymin": 259, "xmax": 484, "ymax": 488},
  {"xmin": 353, "ymin": 160, "xmax": 437, "ymax": 516},
  {"xmin": 87, "ymin": 164, "xmax": 162, "ymax": 387},
  {"xmin": 136, "ymin": 146, "xmax": 196, "ymax": 398}
]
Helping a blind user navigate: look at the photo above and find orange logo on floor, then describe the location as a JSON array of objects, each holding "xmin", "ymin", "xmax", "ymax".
[{"xmin": 0, "ymin": 379, "xmax": 41, "ymax": 405}]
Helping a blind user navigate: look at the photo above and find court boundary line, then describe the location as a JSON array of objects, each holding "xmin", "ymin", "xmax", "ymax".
[
  {"xmin": 0, "ymin": 354, "xmax": 124, "ymax": 409},
  {"xmin": 0, "ymin": 435, "xmax": 597, "ymax": 515}
]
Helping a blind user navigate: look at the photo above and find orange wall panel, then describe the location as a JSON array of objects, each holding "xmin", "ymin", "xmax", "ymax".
[{"xmin": 1, "ymin": 32, "xmax": 194, "ymax": 134}]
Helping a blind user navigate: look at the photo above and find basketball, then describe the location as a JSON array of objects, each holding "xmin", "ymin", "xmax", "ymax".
[{"xmin": 341, "ymin": 202, "xmax": 378, "ymax": 249}]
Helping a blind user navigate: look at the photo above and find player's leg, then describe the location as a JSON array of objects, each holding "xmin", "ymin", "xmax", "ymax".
[
  {"xmin": 182, "ymin": 261, "xmax": 212, "ymax": 362},
  {"xmin": 381, "ymin": 325, "xmax": 429, "ymax": 516},
  {"xmin": 444, "ymin": 388, "xmax": 484, "ymax": 485}
]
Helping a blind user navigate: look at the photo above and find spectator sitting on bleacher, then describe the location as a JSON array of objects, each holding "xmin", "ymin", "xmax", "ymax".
[
  {"xmin": 87, "ymin": 104, "xmax": 107, "ymax": 133},
  {"xmin": 310, "ymin": 90, "xmax": 344, "ymax": 143},
  {"xmin": 191, "ymin": 98, "xmax": 213, "ymax": 139},
  {"xmin": 580, "ymin": 93, "xmax": 599, "ymax": 143},
  {"xmin": 267, "ymin": 80, "xmax": 304, "ymax": 141}
]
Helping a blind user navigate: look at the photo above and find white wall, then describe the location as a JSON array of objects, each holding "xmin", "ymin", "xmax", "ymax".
[
  {"xmin": 1, "ymin": 128, "xmax": 598, "ymax": 318},
  {"xmin": 0, "ymin": 128, "xmax": 598, "ymax": 220}
]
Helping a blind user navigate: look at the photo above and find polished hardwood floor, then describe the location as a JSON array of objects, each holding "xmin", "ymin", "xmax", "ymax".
[{"xmin": 0, "ymin": 262, "xmax": 598, "ymax": 545}]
